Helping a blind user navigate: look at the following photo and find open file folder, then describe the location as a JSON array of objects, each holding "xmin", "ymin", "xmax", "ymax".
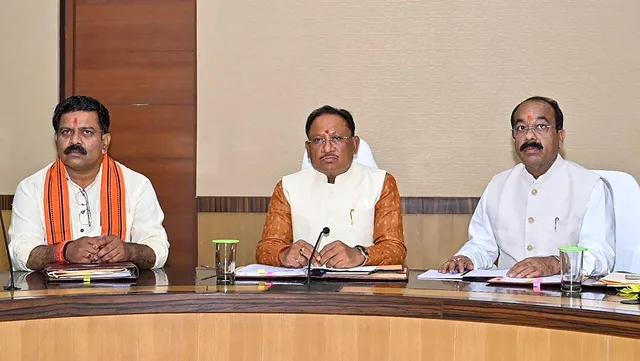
[
  {"xmin": 43, "ymin": 262, "xmax": 139, "ymax": 281},
  {"xmin": 236, "ymin": 264, "xmax": 407, "ymax": 281}
]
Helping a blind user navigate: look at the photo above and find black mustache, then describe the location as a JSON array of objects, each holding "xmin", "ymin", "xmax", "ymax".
[
  {"xmin": 520, "ymin": 142, "xmax": 543, "ymax": 151},
  {"xmin": 64, "ymin": 144, "xmax": 88, "ymax": 155}
]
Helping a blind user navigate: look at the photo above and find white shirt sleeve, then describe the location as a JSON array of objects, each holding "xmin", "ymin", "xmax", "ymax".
[
  {"xmin": 579, "ymin": 179, "xmax": 615, "ymax": 276},
  {"xmin": 129, "ymin": 177, "xmax": 170, "ymax": 269},
  {"xmin": 454, "ymin": 185, "xmax": 499, "ymax": 270},
  {"xmin": 8, "ymin": 180, "xmax": 46, "ymax": 271}
]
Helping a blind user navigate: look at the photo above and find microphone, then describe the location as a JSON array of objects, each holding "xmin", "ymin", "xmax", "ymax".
[
  {"xmin": 1, "ymin": 201, "xmax": 19, "ymax": 290},
  {"xmin": 307, "ymin": 227, "xmax": 330, "ymax": 284},
  {"xmin": 269, "ymin": 226, "xmax": 340, "ymax": 293}
]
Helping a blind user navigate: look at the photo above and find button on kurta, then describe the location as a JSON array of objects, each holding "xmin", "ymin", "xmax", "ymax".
[
  {"xmin": 528, "ymin": 217, "xmax": 535, "ymax": 223},
  {"xmin": 531, "ymin": 189, "xmax": 538, "ymax": 195},
  {"xmin": 527, "ymin": 245, "xmax": 534, "ymax": 251}
]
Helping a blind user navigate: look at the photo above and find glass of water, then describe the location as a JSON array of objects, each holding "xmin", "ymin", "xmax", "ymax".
[
  {"xmin": 212, "ymin": 239, "xmax": 239, "ymax": 285},
  {"xmin": 559, "ymin": 246, "xmax": 587, "ymax": 294}
]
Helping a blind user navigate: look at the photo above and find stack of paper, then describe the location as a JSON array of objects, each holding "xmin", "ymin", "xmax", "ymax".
[
  {"xmin": 417, "ymin": 269, "xmax": 508, "ymax": 281},
  {"xmin": 599, "ymin": 272, "xmax": 640, "ymax": 286},
  {"xmin": 487, "ymin": 274, "xmax": 563, "ymax": 285},
  {"xmin": 236, "ymin": 264, "xmax": 306, "ymax": 278},
  {"xmin": 44, "ymin": 262, "xmax": 138, "ymax": 281},
  {"xmin": 236, "ymin": 264, "xmax": 379, "ymax": 278},
  {"xmin": 417, "ymin": 269, "xmax": 563, "ymax": 285},
  {"xmin": 313, "ymin": 265, "xmax": 376, "ymax": 275},
  {"xmin": 417, "ymin": 269, "xmax": 466, "ymax": 280}
]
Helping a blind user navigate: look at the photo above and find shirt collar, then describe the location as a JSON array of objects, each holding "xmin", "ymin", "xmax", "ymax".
[
  {"xmin": 522, "ymin": 154, "xmax": 564, "ymax": 185},
  {"xmin": 313, "ymin": 161, "xmax": 356, "ymax": 185},
  {"xmin": 65, "ymin": 163, "xmax": 103, "ymax": 191}
]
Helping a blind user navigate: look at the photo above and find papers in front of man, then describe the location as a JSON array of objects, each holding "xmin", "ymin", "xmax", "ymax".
[
  {"xmin": 598, "ymin": 272, "xmax": 640, "ymax": 287},
  {"xmin": 44, "ymin": 262, "xmax": 139, "ymax": 281},
  {"xmin": 417, "ymin": 269, "xmax": 509, "ymax": 281},
  {"xmin": 418, "ymin": 269, "xmax": 563, "ymax": 285},
  {"xmin": 236, "ymin": 264, "xmax": 377, "ymax": 278},
  {"xmin": 487, "ymin": 274, "xmax": 563, "ymax": 285},
  {"xmin": 236, "ymin": 264, "xmax": 307, "ymax": 278}
]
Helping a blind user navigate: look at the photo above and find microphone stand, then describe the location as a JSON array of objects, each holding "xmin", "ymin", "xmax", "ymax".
[
  {"xmin": 269, "ymin": 227, "xmax": 341, "ymax": 293},
  {"xmin": 1, "ymin": 201, "xmax": 20, "ymax": 291},
  {"xmin": 307, "ymin": 227, "xmax": 330, "ymax": 285}
]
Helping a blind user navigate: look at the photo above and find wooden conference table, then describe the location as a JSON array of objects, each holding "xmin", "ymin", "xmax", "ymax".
[{"xmin": 0, "ymin": 267, "xmax": 638, "ymax": 361}]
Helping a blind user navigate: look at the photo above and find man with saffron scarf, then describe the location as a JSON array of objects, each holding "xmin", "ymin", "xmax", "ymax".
[{"xmin": 8, "ymin": 95, "xmax": 169, "ymax": 271}]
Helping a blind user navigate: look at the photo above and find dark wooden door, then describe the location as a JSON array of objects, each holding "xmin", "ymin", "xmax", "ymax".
[{"xmin": 61, "ymin": 0, "xmax": 197, "ymax": 268}]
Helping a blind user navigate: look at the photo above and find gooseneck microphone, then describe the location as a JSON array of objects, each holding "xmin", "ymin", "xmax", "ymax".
[
  {"xmin": 307, "ymin": 227, "xmax": 330, "ymax": 284},
  {"xmin": 1, "ymin": 202, "xmax": 19, "ymax": 291}
]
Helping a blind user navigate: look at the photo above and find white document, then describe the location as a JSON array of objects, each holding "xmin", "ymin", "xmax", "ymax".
[
  {"xmin": 464, "ymin": 269, "xmax": 509, "ymax": 278},
  {"xmin": 494, "ymin": 274, "xmax": 563, "ymax": 284},
  {"xmin": 417, "ymin": 269, "xmax": 466, "ymax": 280},
  {"xmin": 236, "ymin": 264, "xmax": 306, "ymax": 277},
  {"xmin": 312, "ymin": 265, "xmax": 377, "ymax": 273}
]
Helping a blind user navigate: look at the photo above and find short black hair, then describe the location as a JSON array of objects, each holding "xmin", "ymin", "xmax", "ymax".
[
  {"xmin": 305, "ymin": 105, "xmax": 355, "ymax": 137},
  {"xmin": 52, "ymin": 95, "xmax": 110, "ymax": 134},
  {"xmin": 510, "ymin": 96, "xmax": 564, "ymax": 130}
]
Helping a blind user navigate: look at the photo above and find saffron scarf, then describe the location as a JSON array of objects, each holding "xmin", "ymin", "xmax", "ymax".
[{"xmin": 44, "ymin": 155, "xmax": 127, "ymax": 244}]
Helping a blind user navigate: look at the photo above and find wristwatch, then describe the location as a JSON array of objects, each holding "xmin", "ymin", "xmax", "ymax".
[{"xmin": 355, "ymin": 245, "xmax": 369, "ymax": 266}]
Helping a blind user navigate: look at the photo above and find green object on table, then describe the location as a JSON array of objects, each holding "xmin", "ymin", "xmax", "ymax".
[{"xmin": 211, "ymin": 239, "xmax": 239, "ymax": 244}]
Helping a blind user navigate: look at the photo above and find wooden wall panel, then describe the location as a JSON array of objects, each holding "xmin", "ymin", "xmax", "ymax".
[
  {"xmin": 197, "ymin": 213, "xmax": 471, "ymax": 269},
  {"xmin": 0, "ymin": 313, "xmax": 638, "ymax": 361},
  {"xmin": 75, "ymin": 0, "xmax": 195, "ymax": 52},
  {"xmin": 74, "ymin": 51, "xmax": 195, "ymax": 105},
  {"xmin": 198, "ymin": 213, "xmax": 267, "ymax": 268},
  {"xmin": 0, "ymin": 210, "xmax": 11, "ymax": 271},
  {"xmin": 0, "ymin": 195, "xmax": 12, "ymax": 211},
  {"xmin": 403, "ymin": 214, "xmax": 472, "ymax": 269},
  {"xmin": 64, "ymin": 0, "xmax": 197, "ymax": 268},
  {"xmin": 197, "ymin": 196, "xmax": 480, "ymax": 214},
  {"xmin": 113, "ymin": 157, "xmax": 195, "ymax": 213},
  {"xmin": 108, "ymin": 105, "xmax": 195, "ymax": 159},
  {"xmin": 162, "ymin": 212, "xmax": 196, "ymax": 267}
]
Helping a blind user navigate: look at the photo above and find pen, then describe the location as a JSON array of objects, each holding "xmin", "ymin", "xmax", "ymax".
[
  {"xmin": 350, "ymin": 208, "xmax": 354, "ymax": 225},
  {"xmin": 449, "ymin": 269, "xmax": 471, "ymax": 275},
  {"xmin": 554, "ymin": 217, "xmax": 559, "ymax": 232}
]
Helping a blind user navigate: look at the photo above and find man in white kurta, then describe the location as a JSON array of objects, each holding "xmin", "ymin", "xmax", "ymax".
[
  {"xmin": 8, "ymin": 95, "xmax": 169, "ymax": 271},
  {"xmin": 440, "ymin": 97, "xmax": 614, "ymax": 277},
  {"xmin": 256, "ymin": 106, "xmax": 406, "ymax": 268},
  {"xmin": 9, "ymin": 160, "xmax": 170, "ymax": 271}
]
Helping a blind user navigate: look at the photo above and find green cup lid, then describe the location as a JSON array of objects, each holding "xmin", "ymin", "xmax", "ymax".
[
  {"xmin": 558, "ymin": 246, "xmax": 587, "ymax": 252},
  {"xmin": 212, "ymin": 239, "xmax": 239, "ymax": 244}
]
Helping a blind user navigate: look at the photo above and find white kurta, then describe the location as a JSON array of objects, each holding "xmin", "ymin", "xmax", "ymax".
[
  {"xmin": 456, "ymin": 156, "xmax": 615, "ymax": 276},
  {"xmin": 282, "ymin": 162, "xmax": 387, "ymax": 250},
  {"xmin": 9, "ymin": 161, "xmax": 170, "ymax": 271}
]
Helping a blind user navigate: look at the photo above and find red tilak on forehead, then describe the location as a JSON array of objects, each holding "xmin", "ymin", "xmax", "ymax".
[
  {"xmin": 324, "ymin": 130, "xmax": 330, "ymax": 134},
  {"xmin": 72, "ymin": 117, "xmax": 78, "ymax": 127},
  {"xmin": 526, "ymin": 113, "xmax": 534, "ymax": 121}
]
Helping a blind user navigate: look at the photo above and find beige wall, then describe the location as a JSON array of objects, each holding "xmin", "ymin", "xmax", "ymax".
[
  {"xmin": 0, "ymin": 1, "xmax": 59, "ymax": 193},
  {"xmin": 197, "ymin": 0, "xmax": 640, "ymax": 197}
]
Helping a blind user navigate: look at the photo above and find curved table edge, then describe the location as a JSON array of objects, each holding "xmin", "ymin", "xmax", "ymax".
[{"xmin": 0, "ymin": 291, "xmax": 638, "ymax": 339}]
